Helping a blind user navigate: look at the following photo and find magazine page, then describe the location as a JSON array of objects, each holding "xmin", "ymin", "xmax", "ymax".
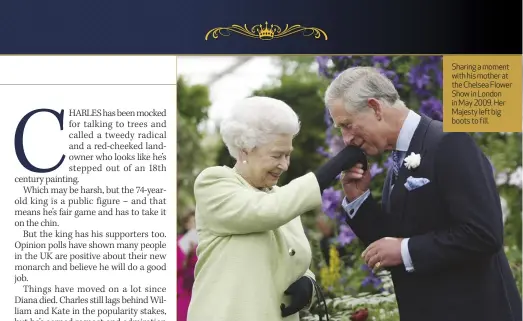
[
  {"xmin": 0, "ymin": 3, "xmax": 520, "ymax": 321},
  {"xmin": 1, "ymin": 54, "xmax": 522, "ymax": 321}
]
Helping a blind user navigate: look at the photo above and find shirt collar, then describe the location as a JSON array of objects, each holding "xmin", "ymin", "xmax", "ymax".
[{"xmin": 395, "ymin": 110, "xmax": 421, "ymax": 152}]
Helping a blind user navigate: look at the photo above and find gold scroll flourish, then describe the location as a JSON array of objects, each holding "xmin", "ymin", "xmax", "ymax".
[{"xmin": 204, "ymin": 22, "xmax": 328, "ymax": 41}]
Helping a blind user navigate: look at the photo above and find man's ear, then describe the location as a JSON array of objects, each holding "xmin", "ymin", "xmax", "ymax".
[{"xmin": 367, "ymin": 98, "xmax": 383, "ymax": 120}]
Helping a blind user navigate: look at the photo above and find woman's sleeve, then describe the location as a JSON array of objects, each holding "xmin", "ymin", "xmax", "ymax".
[
  {"xmin": 303, "ymin": 269, "xmax": 317, "ymax": 310},
  {"xmin": 194, "ymin": 167, "xmax": 322, "ymax": 235}
]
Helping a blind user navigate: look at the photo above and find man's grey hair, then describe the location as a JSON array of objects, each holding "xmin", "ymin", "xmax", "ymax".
[
  {"xmin": 324, "ymin": 66, "xmax": 405, "ymax": 112},
  {"xmin": 219, "ymin": 96, "xmax": 300, "ymax": 160}
]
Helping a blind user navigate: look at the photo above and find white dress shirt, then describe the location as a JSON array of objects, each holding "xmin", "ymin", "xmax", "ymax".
[{"xmin": 342, "ymin": 110, "xmax": 421, "ymax": 272}]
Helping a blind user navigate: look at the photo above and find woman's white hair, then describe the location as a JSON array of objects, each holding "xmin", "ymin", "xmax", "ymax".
[
  {"xmin": 324, "ymin": 66, "xmax": 405, "ymax": 112},
  {"xmin": 220, "ymin": 96, "xmax": 300, "ymax": 160}
]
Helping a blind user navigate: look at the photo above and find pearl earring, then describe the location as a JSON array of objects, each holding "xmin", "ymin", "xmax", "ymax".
[{"xmin": 242, "ymin": 160, "xmax": 247, "ymax": 164}]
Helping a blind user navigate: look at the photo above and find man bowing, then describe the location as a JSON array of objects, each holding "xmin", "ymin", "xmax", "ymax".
[{"xmin": 324, "ymin": 66, "xmax": 521, "ymax": 321}]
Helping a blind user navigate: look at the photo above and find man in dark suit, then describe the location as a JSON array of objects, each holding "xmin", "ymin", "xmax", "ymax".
[{"xmin": 324, "ymin": 66, "xmax": 522, "ymax": 321}]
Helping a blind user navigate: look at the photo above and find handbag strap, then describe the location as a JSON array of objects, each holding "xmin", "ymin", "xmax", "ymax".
[{"xmin": 310, "ymin": 278, "xmax": 330, "ymax": 321}]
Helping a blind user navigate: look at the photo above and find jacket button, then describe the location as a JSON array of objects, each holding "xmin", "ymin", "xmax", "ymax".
[{"xmin": 288, "ymin": 248, "xmax": 295, "ymax": 256}]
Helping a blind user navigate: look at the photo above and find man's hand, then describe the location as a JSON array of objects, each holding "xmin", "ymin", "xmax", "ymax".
[
  {"xmin": 362, "ymin": 237, "xmax": 403, "ymax": 270},
  {"xmin": 341, "ymin": 163, "xmax": 371, "ymax": 201}
]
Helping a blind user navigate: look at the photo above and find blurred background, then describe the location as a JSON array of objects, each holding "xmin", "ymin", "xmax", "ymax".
[{"xmin": 177, "ymin": 56, "xmax": 522, "ymax": 321}]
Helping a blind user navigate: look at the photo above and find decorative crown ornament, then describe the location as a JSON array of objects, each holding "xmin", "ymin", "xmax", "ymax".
[
  {"xmin": 205, "ymin": 22, "xmax": 328, "ymax": 41},
  {"xmin": 257, "ymin": 22, "xmax": 276, "ymax": 40}
]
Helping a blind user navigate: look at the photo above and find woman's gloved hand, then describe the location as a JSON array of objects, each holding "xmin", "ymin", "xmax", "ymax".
[
  {"xmin": 280, "ymin": 276, "xmax": 313, "ymax": 317},
  {"xmin": 314, "ymin": 145, "xmax": 367, "ymax": 191}
]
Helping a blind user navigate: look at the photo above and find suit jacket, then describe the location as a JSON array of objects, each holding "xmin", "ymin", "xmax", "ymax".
[
  {"xmin": 187, "ymin": 166, "xmax": 322, "ymax": 321},
  {"xmin": 346, "ymin": 115, "xmax": 522, "ymax": 321}
]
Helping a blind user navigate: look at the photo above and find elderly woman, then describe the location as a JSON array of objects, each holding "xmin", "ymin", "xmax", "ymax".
[{"xmin": 187, "ymin": 96, "xmax": 366, "ymax": 321}]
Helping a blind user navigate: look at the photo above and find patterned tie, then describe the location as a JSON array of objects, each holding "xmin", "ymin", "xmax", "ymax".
[{"xmin": 391, "ymin": 150, "xmax": 403, "ymax": 184}]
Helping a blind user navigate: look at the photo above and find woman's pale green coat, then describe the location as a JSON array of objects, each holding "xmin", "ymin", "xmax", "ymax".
[{"xmin": 187, "ymin": 166, "xmax": 322, "ymax": 321}]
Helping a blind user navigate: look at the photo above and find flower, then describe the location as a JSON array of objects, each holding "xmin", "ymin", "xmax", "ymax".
[
  {"xmin": 383, "ymin": 155, "xmax": 394, "ymax": 169},
  {"xmin": 316, "ymin": 56, "xmax": 330, "ymax": 77},
  {"xmin": 369, "ymin": 163, "xmax": 384, "ymax": 178},
  {"xmin": 494, "ymin": 168, "xmax": 522, "ymax": 188},
  {"xmin": 338, "ymin": 224, "xmax": 356, "ymax": 245},
  {"xmin": 320, "ymin": 245, "xmax": 342, "ymax": 289},
  {"xmin": 329, "ymin": 245, "xmax": 341, "ymax": 272},
  {"xmin": 509, "ymin": 166, "xmax": 522, "ymax": 188},
  {"xmin": 316, "ymin": 146, "xmax": 330, "ymax": 157},
  {"xmin": 496, "ymin": 170, "xmax": 509, "ymax": 185},
  {"xmin": 372, "ymin": 56, "xmax": 390, "ymax": 67},
  {"xmin": 420, "ymin": 97, "xmax": 443, "ymax": 121},
  {"xmin": 362, "ymin": 274, "xmax": 382, "ymax": 288},
  {"xmin": 403, "ymin": 152, "xmax": 421, "ymax": 169},
  {"xmin": 500, "ymin": 196, "xmax": 509, "ymax": 224},
  {"xmin": 408, "ymin": 69, "xmax": 431, "ymax": 90},
  {"xmin": 361, "ymin": 264, "xmax": 382, "ymax": 289},
  {"xmin": 351, "ymin": 308, "xmax": 369, "ymax": 321},
  {"xmin": 321, "ymin": 187, "xmax": 343, "ymax": 220}
]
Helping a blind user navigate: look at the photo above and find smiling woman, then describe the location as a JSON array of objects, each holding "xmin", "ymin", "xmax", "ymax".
[
  {"xmin": 187, "ymin": 96, "xmax": 367, "ymax": 321},
  {"xmin": 220, "ymin": 96, "xmax": 300, "ymax": 190}
]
